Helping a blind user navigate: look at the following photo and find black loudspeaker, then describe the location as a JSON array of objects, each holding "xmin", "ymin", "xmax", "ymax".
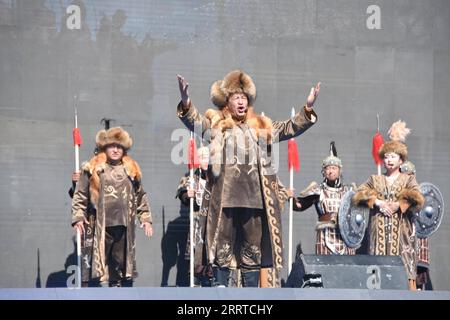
[{"xmin": 285, "ymin": 254, "xmax": 409, "ymax": 290}]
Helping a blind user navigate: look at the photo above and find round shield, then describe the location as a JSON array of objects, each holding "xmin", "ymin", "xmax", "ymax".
[
  {"xmin": 415, "ymin": 182, "xmax": 444, "ymax": 238},
  {"xmin": 338, "ymin": 190, "xmax": 369, "ymax": 248}
]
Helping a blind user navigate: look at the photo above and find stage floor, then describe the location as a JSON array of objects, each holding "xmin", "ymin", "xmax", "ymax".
[{"xmin": 1, "ymin": 287, "xmax": 449, "ymax": 300}]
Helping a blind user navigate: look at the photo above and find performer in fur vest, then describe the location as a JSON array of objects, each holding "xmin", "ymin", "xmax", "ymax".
[
  {"xmin": 292, "ymin": 142, "xmax": 357, "ymax": 255},
  {"xmin": 353, "ymin": 120, "xmax": 424, "ymax": 290},
  {"xmin": 176, "ymin": 70, "xmax": 320, "ymax": 287},
  {"xmin": 72, "ymin": 127, "xmax": 153, "ymax": 287}
]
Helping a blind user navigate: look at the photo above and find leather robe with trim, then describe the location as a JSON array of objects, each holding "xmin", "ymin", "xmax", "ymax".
[
  {"xmin": 177, "ymin": 102, "xmax": 317, "ymax": 284},
  {"xmin": 71, "ymin": 153, "xmax": 152, "ymax": 281}
]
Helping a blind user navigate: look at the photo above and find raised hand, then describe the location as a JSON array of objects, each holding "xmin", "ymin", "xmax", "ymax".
[
  {"xmin": 177, "ymin": 74, "xmax": 190, "ymax": 108},
  {"xmin": 306, "ymin": 82, "xmax": 321, "ymax": 109}
]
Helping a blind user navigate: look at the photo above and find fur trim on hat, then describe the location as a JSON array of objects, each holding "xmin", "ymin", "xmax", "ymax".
[
  {"xmin": 96, "ymin": 127, "xmax": 133, "ymax": 150},
  {"xmin": 82, "ymin": 152, "xmax": 142, "ymax": 206},
  {"xmin": 210, "ymin": 70, "xmax": 256, "ymax": 109},
  {"xmin": 378, "ymin": 140, "xmax": 408, "ymax": 161},
  {"xmin": 204, "ymin": 106, "xmax": 272, "ymax": 177}
]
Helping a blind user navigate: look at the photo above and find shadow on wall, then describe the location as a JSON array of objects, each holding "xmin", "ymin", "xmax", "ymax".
[
  {"xmin": 45, "ymin": 238, "xmax": 78, "ymax": 288},
  {"xmin": 0, "ymin": 0, "xmax": 174, "ymax": 121},
  {"xmin": 160, "ymin": 203, "xmax": 190, "ymax": 287}
]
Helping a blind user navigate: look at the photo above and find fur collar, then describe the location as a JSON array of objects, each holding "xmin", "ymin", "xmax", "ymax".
[
  {"xmin": 81, "ymin": 152, "xmax": 142, "ymax": 206},
  {"xmin": 204, "ymin": 106, "xmax": 273, "ymax": 140},
  {"xmin": 204, "ymin": 107, "xmax": 273, "ymax": 177}
]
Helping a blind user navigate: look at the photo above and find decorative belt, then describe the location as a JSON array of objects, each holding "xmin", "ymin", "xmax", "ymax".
[{"xmin": 318, "ymin": 213, "xmax": 332, "ymax": 222}]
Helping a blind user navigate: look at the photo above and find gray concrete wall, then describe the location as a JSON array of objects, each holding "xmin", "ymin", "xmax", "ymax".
[{"xmin": 0, "ymin": 0, "xmax": 449, "ymax": 289}]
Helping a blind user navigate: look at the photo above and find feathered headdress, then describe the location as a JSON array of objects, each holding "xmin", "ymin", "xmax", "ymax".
[
  {"xmin": 378, "ymin": 120, "xmax": 410, "ymax": 161},
  {"xmin": 322, "ymin": 141, "xmax": 342, "ymax": 169}
]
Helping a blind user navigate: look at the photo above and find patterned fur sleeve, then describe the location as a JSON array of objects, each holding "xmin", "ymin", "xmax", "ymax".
[
  {"xmin": 136, "ymin": 183, "xmax": 152, "ymax": 224},
  {"xmin": 276, "ymin": 178, "xmax": 290, "ymax": 209},
  {"xmin": 398, "ymin": 175, "xmax": 425, "ymax": 213},
  {"xmin": 177, "ymin": 101, "xmax": 211, "ymax": 135},
  {"xmin": 71, "ymin": 171, "xmax": 90, "ymax": 226},
  {"xmin": 352, "ymin": 176, "xmax": 378, "ymax": 208},
  {"xmin": 271, "ymin": 106, "xmax": 317, "ymax": 142}
]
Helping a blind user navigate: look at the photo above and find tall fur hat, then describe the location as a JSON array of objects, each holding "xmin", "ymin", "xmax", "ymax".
[
  {"xmin": 378, "ymin": 120, "xmax": 410, "ymax": 161},
  {"xmin": 210, "ymin": 70, "xmax": 256, "ymax": 109},
  {"xmin": 95, "ymin": 126, "xmax": 133, "ymax": 150}
]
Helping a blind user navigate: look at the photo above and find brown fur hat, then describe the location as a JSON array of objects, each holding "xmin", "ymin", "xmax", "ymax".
[
  {"xmin": 210, "ymin": 70, "xmax": 256, "ymax": 109},
  {"xmin": 378, "ymin": 140, "xmax": 408, "ymax": 161},
  {"xmin": 95, "ymin": 127, "xmax": 133, "ymax": 150}
]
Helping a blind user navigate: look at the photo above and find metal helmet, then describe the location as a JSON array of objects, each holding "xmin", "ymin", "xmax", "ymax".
[
  {"xmin": 322, "ymin": 141, "xmax": 343, "ymax": 169},
  {"xmin": 400, "ymin": 160, "xmax": 416, "ymax": 175}
]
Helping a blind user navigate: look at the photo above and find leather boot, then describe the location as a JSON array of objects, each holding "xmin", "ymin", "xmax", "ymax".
[
  {"xmin": 408, "ymin": 279, "xmax": 417, "ymax": 291},
  {"xmin": 241, "ymin": 270, "xmax": 260, "ymax": 287},
  {"xmin": 213, "ymin": 267, "xmax": 230, "ymax": 287}
]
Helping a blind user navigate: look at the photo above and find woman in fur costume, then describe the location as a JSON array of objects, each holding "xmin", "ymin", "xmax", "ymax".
[
  {"xmin": 72, "ymin": 127, "xmax": 153, "ymax": 287},
  {"xmin": 353, "ymin": 120, "xmax": 424, "ymax": 290},
  {"xmin": 176, "ymin": 70, "xmax": 320, "ymax": 287}
]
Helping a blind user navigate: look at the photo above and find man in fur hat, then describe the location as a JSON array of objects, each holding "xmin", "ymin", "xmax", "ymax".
[
  {"xmin": 292, "ymin": 142, "xmax": 356, "ymax": 255},
  {"xmin": 72, "ymin": 127, "xmax": 153, "ymax": 287},
  {"xmin": 353, "ymin": 120, "xmax": 424, "ymax": 290},
  {"xmin": 176, "ymin": 70, "xmax": 320, "ymax": 287}
]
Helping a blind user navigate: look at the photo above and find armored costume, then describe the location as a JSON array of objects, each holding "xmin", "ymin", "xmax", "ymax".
[
  {"xmin": 176, "ymin": 166, "xmax": 212, "ymax": 286},
  {"xmin": 293, "ymin": 142, "xmax": 356, "ymax": 255}
]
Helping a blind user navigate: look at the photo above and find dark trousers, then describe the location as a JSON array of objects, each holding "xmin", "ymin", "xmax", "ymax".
[
  {"xmin": 215, "ymin": 208, "xmax": 263, "ymax": 270},
  {"xmin": 104, "ymin": 225, "xmax": 127, "ymax": 286}
]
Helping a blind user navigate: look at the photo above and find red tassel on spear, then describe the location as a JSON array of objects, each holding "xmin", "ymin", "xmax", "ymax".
[
  {"xmin": 73, "ymin": 103, "xmax": 83, "ymax": 174},
  {"xmin": 72, "ymin": 99, "xmax": 83, "ymax": 288},
  {"xmin": 287, "ymin": 107, "xmax": 300, "ymax": 276},
  {"xmin": 372, "ymin": 132, "xmax": 384, "ymax": 165},
  {"xmin": 372, "ymin": 114, "xmax": 384, "ymax": 175},
  {"xmin": 287, "ymin": 137, "xmax": 299, "ymax": 275},
  {"xmin": 73, "ymin": 127, "xmax": 83, "ymax": 146},
  {"xmin": 188, "ymin": 136, "xmax": 200, "ymax": 170},
  {"xmin": 288, "ymin": 138, "xmax": 300, "ymax": 172},
  {"xmin": 187, "ymin": 132, "xmax": 199, "ymax": 288}
]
